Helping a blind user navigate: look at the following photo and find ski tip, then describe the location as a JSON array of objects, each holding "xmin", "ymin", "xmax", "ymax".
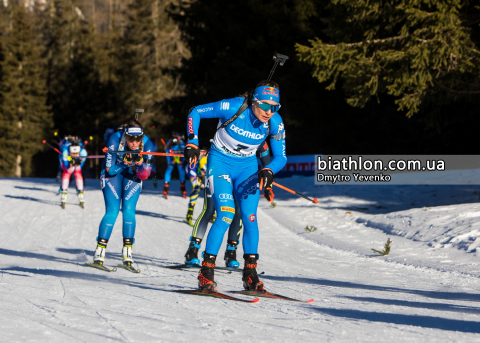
[
  {"xmin": 252, "ymin": 298, "xmax": 260, "ymax": 303},
  {"xmin": 305, "ymin": 299, "xmax": 314, "ymax": 303}
]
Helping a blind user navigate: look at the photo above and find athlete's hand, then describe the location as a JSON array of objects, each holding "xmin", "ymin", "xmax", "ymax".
[
  {"xmin": 258, "ymin": 168, "xmax": 275, "ymax": 201},
  {"xmin": 264, "ymin": 187, "xmax": 275, "ymax": 202},
  {"xmin": 123, "ymin": 154, "xmax": 134, "ymax": 165},
  {"xmin": 133, "ymin": 154, "xmax": 143, "ymax": 166},
  {"xmin": 184, "ymin": 143, "xmax": 199, "ymax": 168},
  {"xmin": 258, "ymin": 168, "xmax": 274, "ymax": 190}
]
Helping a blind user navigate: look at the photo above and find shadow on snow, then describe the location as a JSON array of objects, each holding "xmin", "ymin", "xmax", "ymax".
[
  {"xmin": 262, "ymin": 275, "xmax": 480, "ymax": 303},
  {"xmin": 309, "ymin": 306, "xmax": 480, "ymax": 333}
]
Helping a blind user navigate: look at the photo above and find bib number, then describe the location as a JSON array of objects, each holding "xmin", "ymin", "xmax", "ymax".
[{"xmin": 233, "ymin": 144, "xmax": 249, "ymax": 152}]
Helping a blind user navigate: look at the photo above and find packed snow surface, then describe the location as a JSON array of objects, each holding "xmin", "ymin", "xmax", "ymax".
[{"xmin": 1, "ymin": 176, "xmax": 480, "ymax": 342}]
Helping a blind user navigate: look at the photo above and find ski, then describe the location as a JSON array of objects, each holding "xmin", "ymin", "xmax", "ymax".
[
  {"xmin": 85, "ymin": 262, "xmax": 117, "ymax": 272},
  {"xmin": 174, "ymin": 289, "xmax": 259, "ymax": 303},
  {"xmin": 165, "ymin": 263, "xmax": 200, "ymax": 270},
  {"xmin": 219, "ymin": 267, "xmax": 265, "ymax": 275},
  {"xmin": 164, "ymin": 264, "xmax": 232, "ymax": 274},
  {"xmin": 164, "ymin": 264, "xmax": 263, "ymax": 274},
  {"xmin": 118, "ymin": 263, "xmax": 140, "ymax": 273},
  {"xmin": 219, "ymin": 266, "xmax": 242, "ymax": 272},
  {"xmin": 230, "ymin": 290, "xmax": 314, "ymax": 303}
]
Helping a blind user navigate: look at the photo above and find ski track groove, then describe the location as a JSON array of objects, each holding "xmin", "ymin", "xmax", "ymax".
[
  {"xmin": 0, "ymin": 308, "xmax": 88, "ymax": 342},
  {"xmin": 94, "ymin": 309, "xmax": 129, "ymax": 343}
]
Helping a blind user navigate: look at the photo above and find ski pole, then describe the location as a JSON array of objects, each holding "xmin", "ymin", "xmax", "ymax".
[
  {"xmin": 151, "ymin": 125, "xmax": 167, "ymax": 148},
  {"xmin": 43, "ymin": 140, "xmax": 62, "ymax": 155},
  {"xmin": 101, "ymin": 147, "xmax": 207, "ymax": 157},
  {"xmin": 272, "ymin": 182, "xmax": 318, "ymax": 204},
  {"xmin": 102, "ymin": 147, "xmax": 184, "ymax": 157}
]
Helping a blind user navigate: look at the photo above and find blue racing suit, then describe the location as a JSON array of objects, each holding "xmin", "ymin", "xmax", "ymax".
[
  {"xmin": 98, "ymin": 132, "xmax": 154, "ymax": 241},
  {"xmin": 164, "ymin": 139, "xmax": 186, "ymax": 182},
  {"xmin": 187, "ymin": 97, "xmax": 286, "ymax": 255},
  {"xmin": 191, "ymin": 140, "xmax": 271, "ymax": 243}
]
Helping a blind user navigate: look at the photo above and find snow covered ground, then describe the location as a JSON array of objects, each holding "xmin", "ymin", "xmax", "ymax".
[{"xmin": 1, "ymin": 176, "xmax": 480, "ymax": 342}]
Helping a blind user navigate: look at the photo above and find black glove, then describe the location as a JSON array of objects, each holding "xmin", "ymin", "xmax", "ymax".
[
  {"xmin": 264, "ymin": 187, "xmax": 275, "ymax": 202},
  {"xmin": 70, "ymin": 158, "xmax": 80, "ymax": 167},
  {"xmin": 123, "ymin": 153, "xmax": 134, "ymax": 165},
  {"xmin": 258, "ymin": 168, "xmax": 275, "ymax": 201},
  {"xmin": 184, "ymin": 143, "xmax": 200, "ymax": 168},
  {"xmin": 133, "ymin": 154, "xmax": 143, "ymax": 165}
]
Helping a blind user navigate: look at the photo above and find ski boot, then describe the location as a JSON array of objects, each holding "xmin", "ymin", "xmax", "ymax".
[
  {"xmin": 60, "ymin": 190, "xmax": 67, "ymax": 209},
  {"xmin": 122, "ymin": 238, "xmax": 134, "ymax": 266},
  {"xmin": 93, "ymin": 238, "xmax": 108, "ymax": 265},
  {"xmin": 198, "ymin": 252, "xmax": 217, "ymax": 291},
  {"xmin": 224, "ymin": 240, "xmax": 240, "ymax": 268},
  {"xmin": 183, "ymin": 205, "xmax": 195, "ymax": 226},
  {"xmin": 86, "ymin": 238, "xmax": 116, "ymax": 272},
  {"xmin": 78, "ymin": 190, "xmax": 85, "ymax": 209},
  {"xmin": 180, "ymin": 181, "xmax": 187, "ymax": 199},
  {"xmin": 163, "ymin": 182, "xmax": 169, "ymax": 199},
  {"xmin": 120, "ymin": 238, "xmax": 140, "ymax": 272},
  {"xmin": 210, "ymin": 212, "xmax": 216, "ymax": 223},
  {"xmin": 184, "ymin": 237, "xmax": 201, "ymax": 265},
  {"xmin": 242, "ymin": 254, "xmax": 265, "ymax": 291}
]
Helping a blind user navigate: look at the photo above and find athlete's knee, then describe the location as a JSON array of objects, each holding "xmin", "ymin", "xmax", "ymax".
[
  {"xmin": 204, "ymin": 205, "xmax": 215, "ymax": 218},
  {"xmin": 102, "ymin": 210, "xmax": 119, "ymax": 225},
  {"xmin": 104, "ymin": 205, "xmax": 120, "ymax": 217},
  {"xmin": 122, "ymin": 208, "xmax": 136, "ymax": 223}
]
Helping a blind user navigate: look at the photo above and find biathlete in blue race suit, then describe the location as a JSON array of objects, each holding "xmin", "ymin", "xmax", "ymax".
[
  {"xmin": 184, "ymin": 80, "xmax": 286, "ymax": 291},
  {"xmin": 163, "ymin": 132, "xmax": 187, "ymax": 199},
  {"xmin": 184, "ymin": 140, "xmax": 272, "ymax": 269},
  {"xmin": 92, "ymin": 119, "xmax": 155, "ymax": 268}
]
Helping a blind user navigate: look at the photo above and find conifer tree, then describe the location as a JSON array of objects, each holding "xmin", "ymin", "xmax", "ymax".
[
  {"xmin": 115, "ymin": 0, "xmax": 189, "ymax": 134},
  {"xmin": 0, "ymin": 2, "xmax": 52, "ymax": 177},
  {"xmin": 165, "ymin": 0, "xmax": 323, "ymax": 149},
  {"xmin": 296, "ymin": 0, "xmax": 480, "ymax": 117},
  {"xmin": 41, "ymin": 0, "xmax": 104, "ymax": 138}
]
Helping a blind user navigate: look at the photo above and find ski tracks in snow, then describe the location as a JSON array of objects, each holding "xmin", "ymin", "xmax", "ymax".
[{"xmin": 1, "ymin": 178, "xmax": 480, "ymax": 341}]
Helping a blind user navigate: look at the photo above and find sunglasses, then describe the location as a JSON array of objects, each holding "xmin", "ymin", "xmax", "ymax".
[
  {"xmin": 126, "ymin": 135, "xmax": 143, "ymax": 142},
  {"xmin": 256, "ymin": 101, "xmax": 281, "ymax": 113}
]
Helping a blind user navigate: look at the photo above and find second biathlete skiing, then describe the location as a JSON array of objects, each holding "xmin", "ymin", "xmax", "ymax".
[{"xmin": 91, "ymin": 119, "xmax": 154, "ymax": 271}]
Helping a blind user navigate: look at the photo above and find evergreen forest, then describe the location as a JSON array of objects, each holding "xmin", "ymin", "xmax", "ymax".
[{"xmin": 0, "ymin": 0, "xmax": 479, "ymax": 178}]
